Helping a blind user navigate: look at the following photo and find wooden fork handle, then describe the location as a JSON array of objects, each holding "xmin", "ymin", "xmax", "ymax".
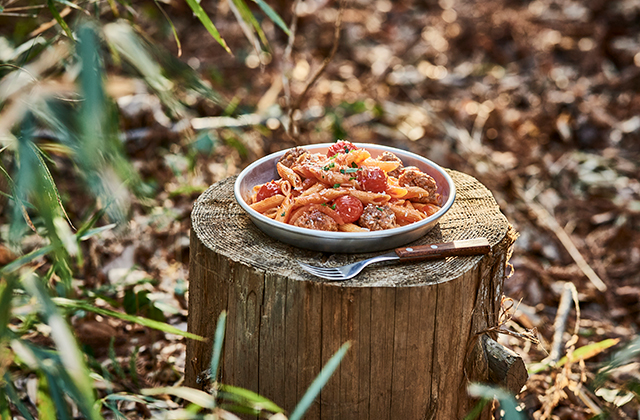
[{"xmin": 394, "ymin": 238, "xmax": 491, "ymax": 260}]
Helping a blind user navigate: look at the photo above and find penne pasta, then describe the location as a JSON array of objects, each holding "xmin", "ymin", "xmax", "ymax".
[
  {"xmin": 387, "ymin": 203, "xmax": 425, "ymax": 223},
  {"xmin": 338, "ymin": 223, "xmax": 369, "ymax": 232},
  {"xmin": 248, "ymin": 141, "xmax": 441, "ymax": 232},
  {"xmin": 277, "ymin": 162, "xmax": 303, "ymax": 189},
  {"xmin": 348, "ymin": 190, "xmax": 391, "ymax": 205},
  {"xmin": 294, "ymin": 189, "xmax": 349, "ymax": 207},
  {"xmin": 250, "ymin": 194, "xmax": 286, "ymax": 213},
  {"xmin": 361, "ymin": 157, "xmax": 400, "ymax": 173}
]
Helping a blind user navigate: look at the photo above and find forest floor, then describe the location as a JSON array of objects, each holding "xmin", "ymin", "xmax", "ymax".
[{"xmin": 3, "ymin": 0, "xmax": 640, "ymax": 418}]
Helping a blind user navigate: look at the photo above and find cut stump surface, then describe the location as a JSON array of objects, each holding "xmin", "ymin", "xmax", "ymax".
[{"xmin": 186, "ymin": 169, "xmax": 524, "ymax": 420}]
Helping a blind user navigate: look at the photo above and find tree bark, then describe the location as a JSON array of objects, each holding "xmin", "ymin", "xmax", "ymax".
[{"xmin": 186, "ymin": 170, "xmax": 523, "ymax": 420}]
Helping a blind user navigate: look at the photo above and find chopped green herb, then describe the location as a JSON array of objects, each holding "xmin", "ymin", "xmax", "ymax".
[
  {"xmin": 351, "ymin": 162, "xmax": 358, "ymax": 168},
  {"xmin": 344, "ymin": 146, "xmax": 350, "ymax": 153},
  {"xmin": 376, "ymin": 206, "xmax": 384, "ymax": 211},
  {"xmin": 330, "ymin": 154, "xmax": 338, "ymax": 159},
  {"xmin": 349, "ymin": 176, "xmax": 356, "ymax": 181},
  {"xmin": 340, "ymin": 169, "xmax": 346, "ymax": 174},
  {"xmin": 323, "ymin": 162, "xmax": 336, "ymax": 171},
  {"xmin": 345, "ymin": 167, "xmax": 359, "ymax": 173},
  {"xmin": 321, "ymin": 203, "xmax": 327, "ymax": 206},
  {"xmin": 330, "ymin": 204, "xmax": 337, "ymax": 210},
  {"xmin": 333, "ymin": 183, "xmax": 341, "ymax": 188},
  {"xmin": 281, "ymin": 212, "xmax": 286, "ymax": 216}
]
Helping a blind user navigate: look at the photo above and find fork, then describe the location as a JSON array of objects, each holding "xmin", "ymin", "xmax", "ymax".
[{"xmin": 298, "ymin": 238, "xmax": 491, "ymax": 280}]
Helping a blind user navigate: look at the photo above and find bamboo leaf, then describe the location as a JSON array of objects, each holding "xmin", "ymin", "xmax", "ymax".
[
  {"xmin": 46, "ymin": 0, "xmax": 74, "ymax": 41},
  {"xmin": 228, "ymin": 0, "xmax": 260, "ymax": 55},
  {"xmin": 53, "ymin": 0, "xmax": 86, "ymax": 12},
  {"xmin": 43, "ymin": 371, "xmax": 73, "ymax": 420},
  {"xmin": 3, "ymin": 374, "xmax": 36, "ymax": 420},
  {"xmin": 251, "ymin": 0, "xmax": 290, "ymax": 35},
  {"xmin": 51, "ymin": 297, "xmax": 205, "ymax": 341},
  {"xmin": 558, "ymin": 338, "xmax": 620, "ymax": 367},
  {"xmin": 152, "ymin": 0, "xmax": 182, "ymax": 56},
  {"xmin": 79, "ymin": 223, "xmax": 116, "ymax": 241},
  {"xmin": 219, "ymin": 385, "xmax": 283, "ymax": 413},
  {"xmin": 230, "ymin": 0, "xmax": 268, "ymax": 48},
  {"xmin": 182, "ymin": 0, "xmax": 231, "ymax": 54},
  {"xmin": 467, "ymin": 383, "xmax": 524, "ymax": 420},
  {"xmin": 0, "ymin": 245, "xmax": 55, "ymax": 275},
  {"xmin": 0, "ymin": 277, "xmax": 16, "ymax": 339},
  {"xmin": 529, "ymin": 338, "xmax": 621, "ymax": 374},
  {"xmin": 210, "ymin": 311, "xmax": 227, "ymax": 389},
  {"xmin": 289, "ymin": 342, "xmax": 351, "ymax": 420},
  {"xmin": 22, "ymin": 275, "xmax": 102, "ymax": 420},
  {"xmin": 30, "ymin": 143, "xmax": 74, "ymax": 230},
  {"xmin": 36, "ymin": 376, "xmax": 57, "ymax": 420},
  {"xmin": 141, "ymin": 386, "xmax": 215, "ymax": 408}
]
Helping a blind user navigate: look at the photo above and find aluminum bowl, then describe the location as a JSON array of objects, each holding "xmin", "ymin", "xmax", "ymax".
[{"xmin": 234, "ymin": 143, "xmax": 456, "ymax": 253}]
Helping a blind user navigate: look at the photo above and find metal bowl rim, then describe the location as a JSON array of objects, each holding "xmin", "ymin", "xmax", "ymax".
[{"xmin": 233, "ymin": 143, "xmax": 456, "ymax": 240}]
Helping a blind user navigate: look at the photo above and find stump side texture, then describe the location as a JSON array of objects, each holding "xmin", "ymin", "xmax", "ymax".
[{"xmin": 186, "ymin": 170, "xmax": 519, "ymax": 420}]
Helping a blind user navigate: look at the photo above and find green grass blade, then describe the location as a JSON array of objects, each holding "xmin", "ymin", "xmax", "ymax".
[
  {"xmin": 0, "ymin": 245, "xmax": 55, "ymax": 275},
  {"xmin": 53, "ymin": 0, "xmax": 86, "ymax": 12},
  {"xmin": 31, "ymin": 143, "xmax": 75, "ymax": 230},
  {"xmin": 229, "ymin": 0, "xmax": 264, "ymax": 51},
  {"xmin": 0, "ymin": 387, "xmax": 11, "ymax": 418},
  {"xmin": 75, "ymin": 206, "xmax": 109, "ymax": 239},
  {"xmin": 51, "ymin": 298, "xmax": 204, "ymax": 341},
  {"xmin": 528, "ymin": 338, "xmax": 621, "ymax": 374},
  {"xmin": 210, "ymin": 310, "xmax": 227, "ymax": 388},
  {"xmin": 79, "ymin": 224, "xmax": 116, "ymax": 241},
  {"xmin": 46, "ymin": 0, "xmax": 74, "ymax": 41},
  {"xmin": 463, "ymin": 398, "xmax": 489, "ymax": 420},
  {"xmin": 251, "ymin": 0, "xmax": 290, "ymax": 35},
  {"xmin": 467, "ymin": 383, "xmax": 524, "ymax": 420},
  {"xmin": 219, "ymin": 384, "xmax": 283, "ymax": 413},
  {"xmin": 153, "ymin": 0, "xmax": 182, "ymax": 56},
  {"xmin": 141, "ymin": 386, "xmax": 215, "ymax": 408},
  {"xmin": 289, "ymin": 342, "xmax": 351, "ymax": 420},
  {"xmin": 182, "ymin": 0, "xmax": 231, "ymax": 54},
  {"xmin": 43, "ymin": 371, "xmax": 73, "ymax": 420},
  {"xmin": 3, "ymin": 374, "xmax": 36, "ymax": 420},
  {"xmin": 22, "ymin": 275, "xmax": 102, "ymax": 420},
  {"xmin": 36, "ymin": 375, "xmax": 57, "ymax": 420},
  {"xmin": 0, "ymin": 276, "xmax": 16, "ymax": 339}
]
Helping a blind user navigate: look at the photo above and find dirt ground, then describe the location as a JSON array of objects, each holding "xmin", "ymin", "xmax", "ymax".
[{"xmin": 3, "ymin": 0, "xmax": 640, "ymax": 418}]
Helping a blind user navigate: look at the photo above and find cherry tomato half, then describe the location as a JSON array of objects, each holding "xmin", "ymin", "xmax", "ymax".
[
  {"xmin": 256, "ymin": 181, "xmax": 281, "ymax": 202},
  {"xmin": 333, "ymin": 195, "xmax": 364, "ymax": 223},
  {"xmin": 358, "ymin": 167, "xmax": 387, "ymax": 193},
  {"xmin": 327, "ymin": 140, "xmax": 358, "ymax": 157}
]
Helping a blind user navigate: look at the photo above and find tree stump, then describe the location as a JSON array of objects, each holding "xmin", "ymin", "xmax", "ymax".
[{"xmin": 185, "ymin": 169, "xmax": 526, "ymax": 420}]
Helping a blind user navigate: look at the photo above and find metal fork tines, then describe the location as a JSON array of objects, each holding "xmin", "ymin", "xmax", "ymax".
[{"xmin": 298, "ymin": 252, "xmax": 399, "ymax": 280}]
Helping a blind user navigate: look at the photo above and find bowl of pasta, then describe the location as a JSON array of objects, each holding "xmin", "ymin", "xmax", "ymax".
[{"xmin": 234, "ymin": 142, "xmax": 456, "ymax": 253}]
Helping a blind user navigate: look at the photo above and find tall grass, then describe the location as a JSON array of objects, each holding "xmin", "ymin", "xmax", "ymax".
[{"xmin": 0, "ymin": 3, "xmax": 354, "ymax": 417}]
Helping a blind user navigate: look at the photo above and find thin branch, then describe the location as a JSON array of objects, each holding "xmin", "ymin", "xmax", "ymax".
[
  {"xmin": 281, "ymin": 0, "xmax": 300, "ymax": 138},
  {"xmin": 286, "ymin": 0, "xmax": 347, "ymax": 140}
]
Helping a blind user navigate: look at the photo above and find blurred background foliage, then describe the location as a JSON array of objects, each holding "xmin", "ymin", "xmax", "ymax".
[{"xmin": 1, "ymin": 0, "xmax": 640, "ymax": 418}]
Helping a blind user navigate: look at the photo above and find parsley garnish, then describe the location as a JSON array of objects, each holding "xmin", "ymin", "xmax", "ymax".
[
  {"xmin": 321, "ymin": 203, "xmax": 327, "ymax": 206},
  {"xmin": 333, "ymin": 183, "xmax": 341, "ymax": 188},
  {"xmin": 339, "ymin": 169, "xmax": 346, "ymax": 174},
  {"xmin": 281, "ymin": 212, "xmax": 286, "ymax": 216},
  {"xmin": 376, "ymin": 206, "xmax": 384, "ymax": 211},
  {"xmin": 330, "ymin": 203, "xmax": 337, "ymax": 210},
  {"xmin": 323, "ymin": 162, "xmax": 335, "ymax": 171},
  {"xmin": 351, "ymin": 162, "xmax": 358, "ymax": 168},
  {"xmin": 344, "ymin": 146, "xmax": 350, "ymax": 153},
  {"xmin": 349, "ymin": 176, "xmax": 356, "ymax": 181},
  {"xmin": 345, "ymin": 167, "xmax": 359, "ymax": 173}
]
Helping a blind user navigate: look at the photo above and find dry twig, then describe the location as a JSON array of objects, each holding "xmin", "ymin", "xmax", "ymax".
[{"xmin": 284, "ymin": 0, "xmax": 347, "ymax": 141}]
